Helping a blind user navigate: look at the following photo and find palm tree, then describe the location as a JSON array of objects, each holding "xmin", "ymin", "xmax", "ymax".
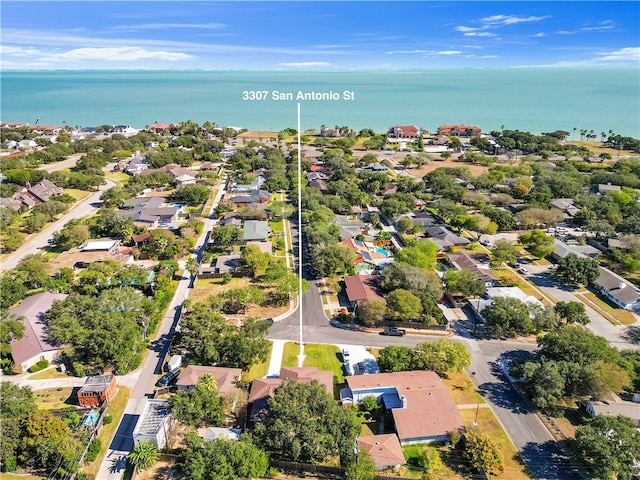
[
  {"xmin": 572, "ymin": 127, "xmax": 577, "ymax": 140},
  {"xmin": 186, "ymin": 257, "xmax": 199, "ymax": 281},
  {"xmin": 589, "ymin": 130, "xmax": 595, "ymax": 142},
  {"xmin": 128, "ymin": 441, "xmax": 159, "ymax": 470}
]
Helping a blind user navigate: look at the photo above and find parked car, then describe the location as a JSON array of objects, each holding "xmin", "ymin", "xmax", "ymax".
[
  {"xmin": 517, "ymin": 267, "xmax": 529, "ymax": 275},
  {"xmin": 156, "ymin": 368, "xmax": 180, "ymax": 387},
  {"xmin": 342, "ymin": 348, "xmax": 350, "ymax": 362},
  {"xmin": 380, "ymin": 327, "xmax": 406, "ymax": 337}
]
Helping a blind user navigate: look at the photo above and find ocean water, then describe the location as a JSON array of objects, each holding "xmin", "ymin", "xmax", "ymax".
[{"xmin": 1, "ymin": 68, "xmax": 639, "ymax": 137}]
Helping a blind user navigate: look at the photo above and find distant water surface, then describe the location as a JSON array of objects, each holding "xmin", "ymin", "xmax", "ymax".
[{"xmin": 2, "ymin": 68, "xmax": 638, "ymax": 137}]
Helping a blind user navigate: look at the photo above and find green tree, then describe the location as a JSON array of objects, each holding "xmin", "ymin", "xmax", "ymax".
[
  {"xmin": 0, "ymin": 315, "xmax": 25, "ymax": 371},
  {"xmin": 357, "ymin": 297, "xmax": 387, "ymax": 327},
  {"xmin": 185, "ymin": 257, "xmax": 200, "ymax": 280},
  {"xmin": 396, "ymin": 217, "xmax": 414, "ymax": 233},
  {"xmin": 168, "ymin": 374, "xmax": 224, "ymax": 427},
  {"xmin": 411, "ymin": 340, "xmax": 471, "ymax": 377},
  {"xmin": 538, "ymin": 325, "xmax": 619, "ymax": 367},
  {"xmin": 380, "ymin": 261, "xmax": 443, "ymax": 301},
  {"xmin": 387, "ymin": 289, "xmax": 423, "ymax": 321},
  {"xmin": 0, "ymin": 382, "xmax": 36, "ymax": 467},
  {"xmin": 394, "ymin": 240, "xmax": 439, "ymax": 269},
  {"xmin": 252, "ymin": 380, "xmax": 359, "ymax": 466},
  {"xmin": 181, "ymin": 432, "xmax": 269, "ymax": 480},
  {"xmin": 127, "ymin": 440, "xmax": 159, "ymax": 470},
  {"xmin": 314, "ymin": 244, "xmax": 355, "ymax": 277},
  {"xmin": 170, "ymin": 184, "xmax": 211, "ymax": 205},
  {"xmin": 444, "ymin": 269, "xmax": 486, "ymax": 298},
  {"xmin": 556, "ymin": 253, "xmax": 600, "ymax": 286},
  {"xmin": 210, "ymin": 225, "xmax": 243, "ymax": 245},
  {"xmin": 481, "ymin": 296, "xmax": 534, "ymax": 336},
  {"xmin": 53, "ymin": 221, "xmax": 90, "ymax": 250},
  {"xmin": 345, "ymin": 450, "xmax": 376, "ymax": 480},
  {"xmin": 461, "ymin": 430, "xmax": 504, "ymax": 475},
  {"xmin": 523, "ymin": 361, "xmax": 565, "ymax": 409},
  {"xmin": 241, "ymin": 244, "xmax": 271, "ymax": 277},
  {"xmin": 377, "ymin": 345, "xmax": 413, "ymax": 372},
  {"xmin": 575, "ymin": 415, "xmax": 640, "ymax": 480},
  {"xmin": 553, "ymin": 301, "xmax": 589, "ymax": 325},
  {"xmin": 490, "ymin": 239, "xmax": 519, "ymax": 267},
  {"xmin": 519, "ymin": 229, "xmax": 555, "ymax": 259}
]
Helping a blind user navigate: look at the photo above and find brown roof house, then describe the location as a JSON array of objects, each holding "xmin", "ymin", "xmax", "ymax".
[
  {"xmin": 248, "ymin": 367, "xmax": 334, "ymax": 422},
  {"xmin": 77, "ymin": 375, "xmax": 117, "ymax": 407},
  {"xmin": 358, "ymin": 434, "xmax": 406, "ymax": 470},
  {"xmin": 343, "ymin": 274, "xmax": 386, "ymax": 308},
  {"xmin": 342, "ymin": 371, "xmax": 464, "ymax": 445},
  {"xmin": 8, "ymin": 292, "xmax": 67, "ymax": 371},
  {"xmin": 175, "ymin": 365, "xmax": 242, "ymax": 393}
]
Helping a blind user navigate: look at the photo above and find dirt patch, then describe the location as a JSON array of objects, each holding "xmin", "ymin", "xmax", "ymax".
[{"xmin": 237, "ymin": 130, "xmax": 278, "ymax": 142}]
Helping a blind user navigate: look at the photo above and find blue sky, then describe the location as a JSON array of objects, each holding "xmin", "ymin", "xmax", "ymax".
[{"xmin": 1, "ymin": 1, "xmax": 638, "ymax": 70}]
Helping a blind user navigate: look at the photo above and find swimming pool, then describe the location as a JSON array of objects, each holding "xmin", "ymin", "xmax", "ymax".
[{"xmin": 374, "ymin": 247, "xmax": 390, "ymax": 257}]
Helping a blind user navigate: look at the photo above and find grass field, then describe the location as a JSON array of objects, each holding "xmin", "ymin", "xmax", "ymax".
[
  {"xmin": 82, "ymin": 386, "xmax": 131, "ymax": 478},
  {"xmin": 442, "ymin": 371, "xmax": 486, "ymax": 406},
  {"xmin": 244, "ymin": 343, "xmax": 273, "ymax": 382},
  {"xmin": 0, "ymin": 473, "xmax": 44, "ymax": 480},
  {"xmin": 460, "ymin": 408, "xmax": 531, "ymax": 480},
  {"xmin": 28, "ymin": 367, "xmax": 68, "ymax": 380},
  {"xmin": 280, "ymin": 342, "xmax": 345, "ymax": 384},
  {"xmin": 34, "ymin": 386, "xmax": 79, "ymax": 410},
  {"xmin": 401, "ymin": 443, "xmax": 463, "ymax": 480},
  {"xmin": 63, "ymin": 188, "xmax": 90, "ymax": 201}
]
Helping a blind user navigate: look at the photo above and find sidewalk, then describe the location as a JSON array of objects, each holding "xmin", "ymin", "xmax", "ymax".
[{"xmin": 266, "ymin": 339, "xmax": 287, "ymax": 378}]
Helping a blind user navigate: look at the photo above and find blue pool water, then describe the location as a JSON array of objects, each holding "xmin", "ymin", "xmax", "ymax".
[{"xmin": 375, "ymin": 247, "xmax": 390, "ymax": 257}]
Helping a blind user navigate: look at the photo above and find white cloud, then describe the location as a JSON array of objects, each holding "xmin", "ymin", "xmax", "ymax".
[
  {"xmin": 0, "ymin": 45, "xmax": 46, "ymax": 57},
  {"xmin": 111, "ymin": 23, "xmax": 226, "ymax": 31},
  {"xmin": 48, "ymin": 47, "xmax": 195, "ymax": 62},
  {"xmin": 386, "ymin": 50, "xmax": 430, "ymax": 55},
  {"xmin": 595, "ymin": 47, "xmax": 640, "ymax": 62},
  {"xmin": 455, "ymin": 26, "xmax": 479, "ymax": 33},
  {"xmin": 464, "ymin": 32, "xmax": 498, "ymax": 38},
  {"xmin": 581, "ymin": 20, "xmax": 615, "ymax": 32},
  {"xmin": 278, "ymin": 62, "xmax": 332, "ymax": 67},
  {"xmin": 431, "ymin": 50, "xmax": 462, "ymax": 56},
  {"xmin": 532, "ymin": 32, "xmax": 545, "ymax": 38},
  {"xmin": 480, "ymin": 15, "xmax": 549, "ymax": 27}
]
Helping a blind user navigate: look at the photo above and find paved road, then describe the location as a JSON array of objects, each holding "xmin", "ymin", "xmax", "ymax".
[
  {"xmin": 0, "ymin": 178, "xmax": 115, "ymax": 272},
  {"xmin": 37, "ymin": 153, "xmax": 82, "ymax": 173}
]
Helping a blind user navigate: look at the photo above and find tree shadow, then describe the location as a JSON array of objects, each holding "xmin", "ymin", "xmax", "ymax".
[
  {"xmin": 520, "ymin": 440, "xmax": 584, "ymax": 480},
  {"xmin": 622, "ymin": 325, "xmax": 640, "ymax": 345}
]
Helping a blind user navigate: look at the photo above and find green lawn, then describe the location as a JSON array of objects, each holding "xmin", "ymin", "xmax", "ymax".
[
  {"xmin": 269, "ymin": 220, "xmax": 284, "ymax": 234},
  {"xmin": 28, "ymin": 367, "xmax": 68, "ymax": 380},
  {"xmin": 244, "ymin": 343, "xmax": 273, "ymax": 382},
  {"xmin": 34, "ymin": 387, "xmax": 79, "ymax": 410},
  {"xmin": 281, "ymin": 342, "xmax": 345, "ymax": 384}
]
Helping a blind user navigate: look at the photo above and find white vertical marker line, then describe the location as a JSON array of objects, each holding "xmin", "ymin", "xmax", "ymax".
[{"xmin": 297, "ymin": 102, "xmax": 305, "ymax": 367}]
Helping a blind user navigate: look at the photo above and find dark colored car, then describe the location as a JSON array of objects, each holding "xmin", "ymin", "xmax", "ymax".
[
  {"xmin": 380, "ymin": 327, "xmax": 406, "ymax": 337},
  {"xmin": 155, "ymin": 368, "xmax": 180, "ymax": 387}
]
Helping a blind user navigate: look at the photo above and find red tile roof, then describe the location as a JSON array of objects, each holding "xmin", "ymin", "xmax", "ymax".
[{"xmin": 343, "ymin": 275, "xmax": 385, "ymax": 304}]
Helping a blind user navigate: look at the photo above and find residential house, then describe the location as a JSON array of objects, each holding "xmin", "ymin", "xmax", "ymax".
[
  {"xmin": 308, "ymin": 179, "xmax": 329, "ymax": 192},
  {"xmin": 50, "ymin": 238, "xmax": 134, "ymax": 273},
  {"xmin": 1, "ymin": 140, "xmax": 17, "ymax": 149},
  {"xmin": 320, "ymin": 125, "xmax": 339, "ymax": 137},
  {"xmin": 114, "ymin": 125, "xmax": 137, "ymax": 135},
  {"xmin": 230, "ymin": 189, "xmax": 271, "ymax": 205},
  {"xmin": 243, "ymin": 220, "xmax": 271, "ymax": 242},
  {"xmin": 340, "ymin": 237, "xmax": 394, "ymax": 271},
  {"xmin": 341, "ymin": 371, "xmax": 464, "ymax": 445},
  {"xmin": 343, "ymin": 274, "xmax": 386, "ymax": 308},
  {"xmin": 174, "ymin": 173, "xmax": 197, "ymax": 186},
  {"xmin": 549, "ymin": 198, "xmax": 580, "ymax": 222},
  {"xmin": 203, "ymin": 427, "xmax": 242, "ymax": 442},
  {"xmin": 246, "ymin": 241, "xmax": 272, "ymax": 254},
  {"xmin": 7, "ymin": 179, "xmax": 65, "ymax": 209},
  {"xmin": 8, "ymin": 292, "xmax": 67, "ymax": 372},
  {"xmin": 132, "ymin": 399, "xmax": 172, "ymax": 449},
  {"xmin": 231, "ymin": 175, "xmax": 266, "ymax": 193},
  {"xmin": 551, "ymin": 239, "xmax": 600, "ymax": 262},
  {"xmin": 18, "ymin": 139, "xmax": 37, "ymax": 149},
  {"xmin": 117, "ymin": 196, "xmax": 179, "ymax": 228},
  {"xmin": 175, "ymin": 365, "xmax": 242, "ymax": 394},
  {"xmin": 470, "ymin": 287, "xmax": 544, "ymax": 324},
  {"xmin": 124, "ymin": 156, "xmax": 149, "ymax": 175},
  {"xmin": 424, "ymin": 226, "xmax": 471, "ymax": 249},
  {"xmin": 430, "ymin": 135, "xmax": 450, "ymax": 146},
  {"xmin": 148, "ymin": 123, "xmax": 173, "ymax": 134},
  {"xmin": 248, "ymin": 367, "xmax": 334, "ymax": 422},
  {"xmin": 437, "ymin": 124, "xmax": 481, "ymax": 137},
  {"xmin": 307, "ymin": 171, "xmax": 329, "ymax": 182},
  {"xmin": 395, "ymin": 210, "xmax": 440, "ymax": 230},
  {"xmin": 585, "ymin": 400, "xmax": 640, "ymax": 427},
  {"xmin": 77, "ymin": 375, "xmax": 117, "ymax": 407},
  {"xmin": 387, "ymin": 125, "xmax": 420, "ymax": 139},
  {"xmin": 214, "ymin": 251, "xmax": 242, "ymax": 274},
  {"xmin": 598, "ymin": 183, "xmax": 622, "ymax": 194},
  {"xmin": 593, "ymin": 267, "xmax": 640, "ymax": 311},
  {"xmin": 358, "ymin": 434, "xmax": 406, "ymax": 470},
  {"xmin": 446, "ymin": 251, "xmax": 499, "ymax": 287}
]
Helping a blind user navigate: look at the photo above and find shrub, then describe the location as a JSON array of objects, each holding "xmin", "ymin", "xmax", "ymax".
[
  {"xmin": 103, "ymin": 414, "xmax": 113, "ymax": 425},
  {"xmin": 85, "ymin": 439, "xmax": 102, "ymax": 462},
  {"xmin": 28, "ymin": 359, "xmax": 49, "ymax": 373}
]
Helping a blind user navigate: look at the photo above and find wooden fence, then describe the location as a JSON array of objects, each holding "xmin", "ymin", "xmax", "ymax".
[{"xmin": 269, "ymin": 459, "xmax": 420, "ymax": 480}]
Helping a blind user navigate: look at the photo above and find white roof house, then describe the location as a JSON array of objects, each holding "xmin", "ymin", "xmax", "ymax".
[
  {"xmin": 132, "ymin": 399, "xmax": 172, "ymax": 449},
  {"xmin": 469, "ymin": 286, "xmax": 544, "ymax": 323}
]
